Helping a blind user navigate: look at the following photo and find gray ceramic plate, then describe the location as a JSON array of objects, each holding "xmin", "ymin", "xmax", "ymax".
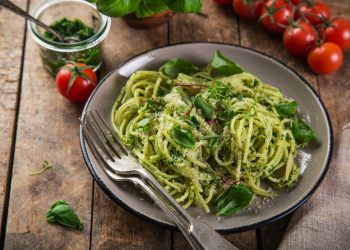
[{"xmin": 80, "ymin": 42, "xmax": 333, "ymax": 233}]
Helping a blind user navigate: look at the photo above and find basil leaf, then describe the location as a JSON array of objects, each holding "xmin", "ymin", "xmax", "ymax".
[
  {"xmin": 46, "ymin": 200, "xmax": 83, "ymax": 230},
  {"xmin": 216, "ymin": 185, "xmax": 253, "ymax": 216},
  {"xmin": 210, "ymin": 51, "xmax": 244, "ymax": 76},
  {"xmin": 160, "ymin": 59, "xmax": 199, "ymax": 78},
  {"xmin": 275, "ymin": 101, "xmax": 298, "ymax": 116},
  {"xmin": 96, "ymin": 0, "xmax": 141, "ymax": 17},
  {"xmin": 163, "ymin": 0, "xmax": 202, "ymax": 13},
  {"xmin": 291, "ymin": 116, "xmax": 316, "ymax": 144},
  {"xmin": 171, "ymin": 126, "xmax": 195, "ymax": 148},
  {"xmin": 135, "ymin": 0, "xmax": 169, "ymax": 18},
  {"xmin": 193, "ymin": 95, "xmax": 214, "ymax": 119}
]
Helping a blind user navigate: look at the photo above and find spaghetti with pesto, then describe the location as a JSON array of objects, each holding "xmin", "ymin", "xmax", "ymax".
[{"xmin": 111, "ymin": 51, "xmax": 315, "ymax": 215}]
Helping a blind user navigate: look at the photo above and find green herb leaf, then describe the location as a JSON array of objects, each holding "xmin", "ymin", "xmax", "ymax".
[
  {"xmin": 160, "ymin": 59, "xmax": 199, "ymax": 78},
  {"xmin": 210, "ymin": 51, "xmax": 244, "ymax": 76},
  {"xmin": 135, "ymin": 0, "xmax": 169, "ymax": 17},
  {"xmin": 193, "ymin": 95, "xmax": 214, "ymax": 119},
  {"xmin": 291, "ymin": 116, "xmax": 316, "ymax": 144},
  {"xmin": 275, "ymin": 101, "xmax": 298, "ymax": 116},
  {"xmin": 171, "ymin": 126, "xmax": 195, "ymax": 148},
  {"xmin": 163, "ymin": 0, "xmax": 202, "ymax": 13},
  {"xmin": 96, "ymin": 0, "xmax": 142, "ymax": 17},
  {"xmin": 46, "ymin": 200, "xmax": 83, "ymax": 230},
  {"xmin": 29, "ymin": 160, "xmax": 53, "ymax": 175},
  {"xmin": 216, "ymin": 185, "xmax": 253, "ymax": 216}
]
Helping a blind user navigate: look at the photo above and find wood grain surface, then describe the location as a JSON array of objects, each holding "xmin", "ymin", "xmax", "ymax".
[
  {"xmin": 4, "ymin": 0, "xmax": 92, "ymax": 249},
  {"xmin": 0, "ymin": 0, "xmax": 349, "ymax": 249},
  {"xmin": 0, "ymin": 0, "xmax": 28, "ymax": 238},
  {"xmin": 90, "ymin": 18, "xmax": 172, "ymax": 250}
]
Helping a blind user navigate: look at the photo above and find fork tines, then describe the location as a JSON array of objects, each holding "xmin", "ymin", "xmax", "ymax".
[{"xmin": 81, "ymin": 110, "xmax": 129, "ymax": 163}]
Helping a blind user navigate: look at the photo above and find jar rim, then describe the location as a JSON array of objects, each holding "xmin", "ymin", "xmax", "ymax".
[{"xmin": 29, "ymin": 0, "xmax": 111, "ymax": 52}]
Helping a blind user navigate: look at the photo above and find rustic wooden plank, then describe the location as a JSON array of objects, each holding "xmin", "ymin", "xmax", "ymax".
[
  {"xmin": 0, "ymin": 0, "xmax": 28, "ymax": 240},
  {"xmin": 4, "ymin": 0, "xmax": 92, "ymax": 249},
  {"xmin": 170, "ymin": 1, "xmax": 257, "ymax": 249},
  {"xmin": 91, "ymin": 18, "xmax": 171, "ymax": 250}
]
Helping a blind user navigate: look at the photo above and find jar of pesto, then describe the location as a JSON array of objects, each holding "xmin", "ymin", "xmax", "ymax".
[{"xmin": 29, "ymin": 0, "xmax": 111, "ymax": 76}]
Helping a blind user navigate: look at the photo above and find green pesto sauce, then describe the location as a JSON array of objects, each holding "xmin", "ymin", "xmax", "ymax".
[
  {"xmin": 44, "ymin": 18, "xmax": 95, "ymax": 42},
  {"xmin": 40, "ymin": 18, "xmax": 102, "ymax": 76}
]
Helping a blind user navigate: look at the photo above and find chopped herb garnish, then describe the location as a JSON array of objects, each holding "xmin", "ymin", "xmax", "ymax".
[
  {"xmin": 29, "ymin": 160, "xmax": 53, "ymax": 175},
  {"xmin": 137, "ymin": 118, "xmax": 151, "ymax": 132},
  {"xmin": 217, "ymin": 109, "xmax": 235, "ymax": 122}
]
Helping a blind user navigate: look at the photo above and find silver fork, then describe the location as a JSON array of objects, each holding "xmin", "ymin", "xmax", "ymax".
[{"xmin": 81, "ymin": 110, "xmax": 238, "ymax": 250}]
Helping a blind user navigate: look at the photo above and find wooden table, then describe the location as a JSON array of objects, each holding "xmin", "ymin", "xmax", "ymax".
[{"xmin": 0, "ymin": 0, "xmax": 349, "ymax": 249}]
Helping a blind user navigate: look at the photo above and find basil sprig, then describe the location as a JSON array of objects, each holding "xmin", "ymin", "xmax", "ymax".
[
  {"xmin": 46, "ymin": 200, "xmax": 84, "ymax": 230},
  {"xmin": 160, "ymin": 59, "xmax": 199, "ymax": 78},
  {"xmin": 171, "ymin": 126, "xmax": 195, "ymax": 148},
  {"xmin": 216, "ymin": 185, "xmax": 253, "ymax": 216}
]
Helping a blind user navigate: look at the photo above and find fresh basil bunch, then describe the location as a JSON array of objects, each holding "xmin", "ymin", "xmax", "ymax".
[{"xmin": 93, "ymin": 0, "xmax": 202, "ymax": 18}]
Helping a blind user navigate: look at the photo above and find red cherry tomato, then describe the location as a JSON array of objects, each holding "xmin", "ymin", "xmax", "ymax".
[
  {"xmin": 283, "ymin": 21, "xmax": 316, "ymax": 56},
  {"xmin": 290, "ymin": 0, "xmax": 302, "ymax": 5},
  {"xmin": 233, "ymin": 0, "xmax": 263, "ymax": 19},
  {"xmin": 318, "ymin": 18, "xmax": 350, "ymax": 51},
  {"xmin": 307, "ymin": 42, "xmax": 343, "ymax": 75},
  {"xmin": 296, "ymin": 1, "xmax": 331, "ymax": 26},
  {"xmin": 56, "ymin": 62, "xmax": 97, "ymax": 102},
  {"xmin": 260, "ymin": 0, "xmax": 293, "ymax": 33},
  {"xmin": 213, "ymin": 0, "xmax": 231, "ymax": 5}
]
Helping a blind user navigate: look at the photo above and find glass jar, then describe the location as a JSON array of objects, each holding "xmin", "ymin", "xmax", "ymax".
[{"xmin": 29, "ymin": 0, "xmax": 111, "ymax": 76}]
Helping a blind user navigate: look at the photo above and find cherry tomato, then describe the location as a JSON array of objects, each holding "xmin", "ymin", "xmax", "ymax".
[
  {"xmin": 233, "ymin": 0, "xmax": 263, "ymax": 19},
  {"xmin": 307, "ymin": 42, "xmax": 343, "ymax": 75},
  {"xmin": 283, "ymin": 21, "xmax": 316, "ymax": 56},
  {"xmin": 260, "ymin": 0, "xmax": 293, "ymax": 33},
  {"xmin": 56, "ymin": 62, "xmax": 97, "ymax": 102},
  {"xmin": 290, "ymin": 0, "xmax": 302, "ymax": 5},
  {"xmin": 318, "ymin": 18, "xmax": 350, "ymax": 51},
  {"xmin": 213, "ymin": 0, "xmax": 231, "ymax": 4},
  {"xmin": 295, "ymin": 1, "xmax": 331, "ymax": 26}
]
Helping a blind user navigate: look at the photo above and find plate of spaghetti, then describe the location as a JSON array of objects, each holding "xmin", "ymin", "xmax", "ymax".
[{"xmin": 80, "ymin": 43, "xmax": 332, "ymax": 233}]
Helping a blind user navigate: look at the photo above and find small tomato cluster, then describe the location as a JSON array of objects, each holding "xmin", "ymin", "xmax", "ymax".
[{"xmin": 214, "ymin": 0, "xmax": 350, "ymax": 75}]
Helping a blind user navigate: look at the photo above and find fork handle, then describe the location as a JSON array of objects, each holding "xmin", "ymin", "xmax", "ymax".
[
  {"xmin": 132, "ymin": 178, "xmax": 203, "ymax": 250},
  {"xmin": 137, "ymin": 169, "xmax": 237, "ymax": 250}
]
